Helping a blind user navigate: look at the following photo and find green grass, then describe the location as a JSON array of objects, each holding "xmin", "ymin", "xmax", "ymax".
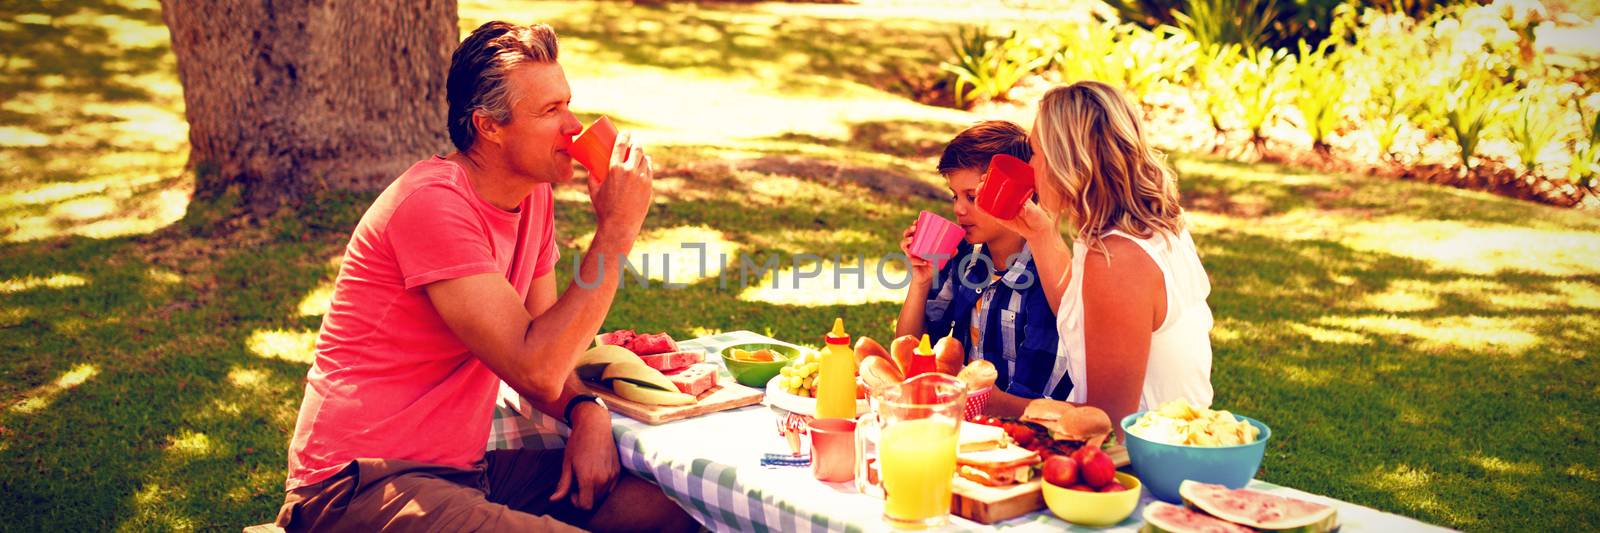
[{"xmin": 3, "ymin": 1, "xmax": 1599, "ymax": 531}]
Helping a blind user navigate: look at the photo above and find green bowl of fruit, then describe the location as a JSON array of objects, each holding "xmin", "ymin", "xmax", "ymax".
[{"xmin": 720, "ymin": 344, "xmax": 799, "ymax": 388}]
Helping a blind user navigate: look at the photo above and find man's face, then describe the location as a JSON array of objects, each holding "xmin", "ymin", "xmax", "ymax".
[
  {"xmin": 492, "ymin": 62, "xmax": 583, "ymax": 183},
  {"xmin": 946, "ymin": 168, "xmax": 1016, "ymax": 245}
]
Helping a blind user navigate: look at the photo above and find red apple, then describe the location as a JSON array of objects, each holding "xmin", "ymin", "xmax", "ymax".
[
  {"xmin": 1042, "ymin": 455, "xmax": 1077, "ymax": 487},
  {"xmin": 1075, "ymin": 448, "xmax": 1116, "ymax": 489},
  {"xmin": 1097, "ymin": 481, "xmax": 1127, "ymax": 493},
  {"xmin": 1067, "ymin": 484, "xmax": 1095, "ymax": 492}
]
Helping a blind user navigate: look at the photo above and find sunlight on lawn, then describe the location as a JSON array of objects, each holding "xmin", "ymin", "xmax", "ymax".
[
  {"xmin": 297, "ymin": 283, "xmax": 335, "ymax": 317},
  {"xmin": 739, "ymin": 256, "xmax": 910, "ymax": 307},
  {"xmin": 1341, "ymin": 220, "xmax": 1600, "ymax": 276},
  {"xmin": 568, "ymin": 225, "xmax": 744, "ymax": 285},
  {"xmin": 1363, "ymin": 465, "xmax": 1469, "ymax": 527},
  {"xmin": 246, "ymin": 329, "xmax": 318, "ymax": 364},
  {"xmin": 0, "ymin": 273, "xmax": 87, "ymax": 294},
  {"xmin": 165, "ymin": 430, "xmax": 214, "ymax": 458},
  {"xmin": 1316, "ymin": 316, "xmax": 1542, "ymax": 355},
  {"xmin": 564, "ymin": 63, "xmax": 970, "ymax": 149},
  {"xmin": 6, "ymin": 364, "xmax": 99, "ymax": 416},
  {"xmin": 1287, "ymin": 323, "xmax": 1372, "ymax": 345}
]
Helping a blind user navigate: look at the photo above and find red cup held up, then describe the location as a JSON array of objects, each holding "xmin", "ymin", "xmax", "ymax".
[
  {"xmin": 570, "ymin": 115, "xmax": 618, "ymax": 179},
  {"xmin": 974, "ymin": 153, "xmax": 1036, "ymax": 221}
]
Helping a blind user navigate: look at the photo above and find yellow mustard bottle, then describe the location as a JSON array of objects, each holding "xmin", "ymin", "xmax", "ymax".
[{"xmin": 815, "ymin": 317, "xmax": 858, "ymax": 420}]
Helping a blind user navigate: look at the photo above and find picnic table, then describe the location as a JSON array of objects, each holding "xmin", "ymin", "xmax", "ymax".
[{"xmin": 489, "ymin": 331, "xmax": 1454, "ymax": 532}]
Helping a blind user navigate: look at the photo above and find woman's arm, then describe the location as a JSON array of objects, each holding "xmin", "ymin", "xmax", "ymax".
[{"xmin": 1081, "ymin": 236, "xmax": 1166, "ymax": 441}]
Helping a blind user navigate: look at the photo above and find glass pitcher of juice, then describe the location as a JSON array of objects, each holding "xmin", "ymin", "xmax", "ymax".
[{"xmin": 875, "ymin": 372, "xmax": 966, "ymax": 530}]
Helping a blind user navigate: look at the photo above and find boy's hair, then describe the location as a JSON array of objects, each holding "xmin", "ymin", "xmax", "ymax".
[
  {"xmin": 937, "ymin": 120, "xmax": 1033, "ymax": 175},
  {"xmin": 446, "ymin": 21, "xmax": 560, "ymax": 153}
]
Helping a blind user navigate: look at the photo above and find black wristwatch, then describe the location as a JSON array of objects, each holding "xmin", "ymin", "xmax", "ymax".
[{"xmin": 563, "ymin": 393, "xmax": 605, "ymax": 425}]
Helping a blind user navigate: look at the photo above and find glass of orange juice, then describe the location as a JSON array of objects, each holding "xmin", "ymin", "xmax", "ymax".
[{"xmin": 875, "ymin": 372, "xmax": 966, "ymax": 529}]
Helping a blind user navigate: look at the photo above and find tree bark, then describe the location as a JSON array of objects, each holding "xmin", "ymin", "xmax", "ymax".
[{"xmin": 161, "ymin": 0, "xmax": 458, "ymax": 214}]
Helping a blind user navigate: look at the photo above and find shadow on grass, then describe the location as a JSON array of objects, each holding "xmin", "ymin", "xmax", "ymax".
[
  {"xmin": 0, "ymin": 1, "xmax": 170, "ymax": 135},
  {"xmin": 547, "ymin": 2, "xmax": 951, "ymax": 103}
]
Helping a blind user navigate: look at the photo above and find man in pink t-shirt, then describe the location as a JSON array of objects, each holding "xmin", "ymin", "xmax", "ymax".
[{"xmin": 275, "ymin": 22, "xmax": 696, "ymax": 532}]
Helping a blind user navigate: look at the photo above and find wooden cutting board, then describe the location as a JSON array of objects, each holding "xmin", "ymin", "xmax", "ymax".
[
  {"xmin": 586, "ymin": 374, "xmax": 764, "ymax": 425},
  {"xmin": 950, "ymin": 444, "xmax": 1130, "ymax": 524}
]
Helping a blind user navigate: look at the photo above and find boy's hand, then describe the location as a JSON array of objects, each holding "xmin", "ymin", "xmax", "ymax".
[{"xmin": 899, "ymin": 224, "xmax": 934, "ymax": 287}]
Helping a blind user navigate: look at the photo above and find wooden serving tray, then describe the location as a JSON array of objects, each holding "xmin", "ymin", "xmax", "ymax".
[
  {"xmin": 585, "ymin": 374, "xmax": 764, "ymax": 425},
  {"xmin": 950, "ymin": 444, "xmax": 1130, "ymax": 524}
]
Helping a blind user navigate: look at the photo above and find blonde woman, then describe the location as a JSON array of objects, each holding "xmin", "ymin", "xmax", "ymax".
[{"xmin": 982, "ymin": 81, "xmax": 1215, "ymax": 436}]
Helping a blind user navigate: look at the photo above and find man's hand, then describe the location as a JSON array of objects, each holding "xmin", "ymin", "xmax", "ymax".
[
  {"xmin": 588, "ymin": 132, "xmax": 654, "ymax": 240},
  {"xmin": 549, "ymin": 402, "xmax": 620, "ymax": 510}
]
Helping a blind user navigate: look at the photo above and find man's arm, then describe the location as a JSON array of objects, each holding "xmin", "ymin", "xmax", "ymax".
[
  {"xmin": 519, "ymin": 271, "xmax": 597, "ymax": 421},
  {"xmin": 426, "ymin": 226, "xmax": 636, "ymax": 404},
  {"xmin": 426, "ymin": 136, "xmax": 653, "ymax": 404}
]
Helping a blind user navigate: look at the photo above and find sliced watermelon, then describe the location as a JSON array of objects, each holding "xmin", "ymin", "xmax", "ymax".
[
  {"xmin": 1141, "ymin": 502, "xmax": 1255, "ymax": 533},
  {"xmin": 1179, "ymin": 481, "xmax": 1338, "ymax": 533},
  {"xmin": 596, "ymin": 329, "xmax": 637, "ymax": 348},
  {"xmin": 636, "ymin": 350, "xmax": 703, "ymax": 373},
  {"xmin": 626, "ymin": 333, "xmax": 679, "ymax": 355},
  {"xmin": 665, "ymin": 363, "xmax": 718, "ymax": 396}
]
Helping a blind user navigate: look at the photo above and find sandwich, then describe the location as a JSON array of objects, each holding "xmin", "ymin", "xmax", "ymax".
[
  {"xmin": 1021, "ymin": 399, "xmax": 1114, "ymax": 450},
  {"xmin": 956, "ymin": 446, "xmax": 1042, "ymax": 487}
]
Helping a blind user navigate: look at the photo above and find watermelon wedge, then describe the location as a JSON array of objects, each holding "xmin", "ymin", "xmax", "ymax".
[
  {"xmin": 1140, "ymin": 502, "xmax": 1254, "ymax": 533},
  {"xmin": 596, "ymin": 329, "xmax": 637, "ymax": 349},
  {"xmin": 626, "ymin": 333, "xmax": 679, "ymax": 355},
  {"xmin": 1179, "ymin": 480, "xmax": 1338, "ymax": 533}
]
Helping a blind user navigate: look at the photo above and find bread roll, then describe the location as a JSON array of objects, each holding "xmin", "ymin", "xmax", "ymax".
[
  {"xmin": 957, "ymin": 359, "xmax": 998, "ymax": 391},
  {"xmin": 933, "ymin": 334, "xmax": 964, "ymax": 376},
  {"xmin": 859, "ymin": 355, "xmax": 904, "ymax": 393},
  {"xmin": 854, "ymin": 336, "xmax": 889, "ymax": 366}
]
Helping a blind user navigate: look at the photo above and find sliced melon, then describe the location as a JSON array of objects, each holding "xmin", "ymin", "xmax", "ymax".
[
  {"xmin": 1179, "ymin": 480, "xmax": 1338, "ymax": 533},
  {"xmin": 577, "ymin": 345, "xmax": 638, "ymax": 382},
  {"xmin": 611, "ymin": 380, "xmax": 695, "ymax": 406},
  {"xmin": 1141, "ymin": 502, "xmax": 1254, "ymax": 533},
  {"xmin": 601, "ymin": 359, "xmax": 675, "ymax": 392}
]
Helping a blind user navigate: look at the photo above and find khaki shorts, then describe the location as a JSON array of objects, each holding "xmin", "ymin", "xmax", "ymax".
[{"xmin": 276, "ymin": 449, "xmax": 597, "ymax": 532}]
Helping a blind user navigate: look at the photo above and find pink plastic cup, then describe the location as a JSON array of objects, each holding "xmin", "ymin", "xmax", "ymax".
[
  {"xmin": 908, "ymin": 211, "xmax": 965, "ymax": 271},
  {"xmin": 570, "ymin": 116, "xmax": 618, "ymax": 178},
  {"xmin": 975, "ymin": 153, "xmax": 1036, "ymax": 220},
  {"xmin": 808, "ymin": 418, "xmax": 857, "ymax": 483}
]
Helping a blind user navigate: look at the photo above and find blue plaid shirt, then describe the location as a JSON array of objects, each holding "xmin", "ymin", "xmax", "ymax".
[{"xmin": 922, "ymin": 241, "xmax": 1071, "ymax": 400}]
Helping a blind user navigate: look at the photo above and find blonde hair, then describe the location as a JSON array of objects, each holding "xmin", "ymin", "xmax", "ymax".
[{"xmin": 1032, "ymin": 81, "xmax": 1184, "ymax": 251}]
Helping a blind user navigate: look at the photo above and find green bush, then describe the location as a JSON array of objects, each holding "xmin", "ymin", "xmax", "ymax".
[
  {"xmin": 1436, "ymin": 64, "xmax": 1516, "ymax": 171},
  {"xmin": 1191, "ymin": 43, "xmax": 1246, "ymax": 147},
  {"xmin": 1508, "ymin": 83, "xmax": 1566, "ymax": 175},
  {"xmin": 1289, "ymin": 38, "xmax": 1347, "ymax": 156},
  {"xmin": 1053, "ymin": 22, "xmax": 1197, "ymax": 105},
  {"xmin": 1569, "ymin": 100, "xmax": 1600, "ymax": 184},
  {"xmin": 940, "ymin": 26, "xmax": 1051, "ymax": 108},
  {"xmin": 1232, "ymin": 46, "xmax": 1297, "ymax": 156}
]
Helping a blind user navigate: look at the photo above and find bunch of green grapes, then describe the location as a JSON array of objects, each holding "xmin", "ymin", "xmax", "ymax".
[{"xmin": 777, "ymin": 351, "xmax": 822, "ymax": 397}]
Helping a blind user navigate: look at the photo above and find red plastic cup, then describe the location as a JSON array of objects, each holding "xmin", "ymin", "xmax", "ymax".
[
  {"xmin": 908, "ymin": 211, "xmax": 965, "ymax": 270},
  {"xmin": 570, "ymin": 116, "xmax": 618, "ymax": 178},
  {"xmin": 975, "ymin": 153, "xmax": 1036, "ymax": 220},
  {"xmin": 808, "ymin": 418, "xmax": 857, "ymax": 483}
]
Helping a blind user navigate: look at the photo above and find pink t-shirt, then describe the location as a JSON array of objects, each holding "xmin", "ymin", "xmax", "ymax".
[{"xmin": 285, "ymin": 156, "xmax": 559, "ymax": 490}]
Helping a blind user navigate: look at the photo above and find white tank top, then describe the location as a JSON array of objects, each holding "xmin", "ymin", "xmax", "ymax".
[{"xmin": 1056, "ymin": 228, "xmax": 1215, "ymax": 410}]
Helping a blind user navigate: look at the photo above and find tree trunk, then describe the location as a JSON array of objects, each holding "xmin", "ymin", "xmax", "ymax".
[{"xmin": 161, "ymin": 0, "xmax": 458, "ymax": 215}]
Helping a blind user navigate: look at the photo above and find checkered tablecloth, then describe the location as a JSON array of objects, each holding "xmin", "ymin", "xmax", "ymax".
[{"xmin": 488, "ymin": 331, "xmax": 1454, "ymax": 532}]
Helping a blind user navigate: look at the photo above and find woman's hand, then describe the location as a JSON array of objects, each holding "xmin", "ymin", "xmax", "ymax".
[{"xmin": 978, "ymin": 199, "xmax": 1059, "ymax": 243}]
